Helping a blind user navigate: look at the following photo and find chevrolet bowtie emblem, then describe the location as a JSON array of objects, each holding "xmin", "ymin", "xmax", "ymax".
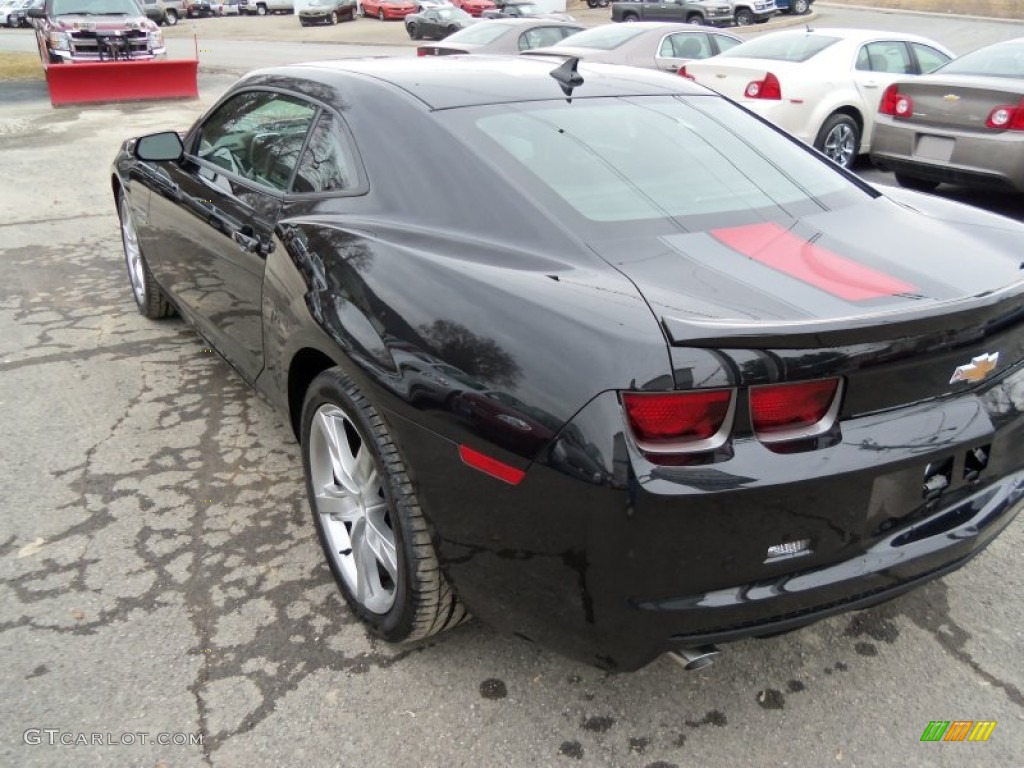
[
  {"xmin": 950, "ymin": 352, "xmax": 999, "ymax": 384},
  {"xmin": 943, "ymin": 94, "xmax": 961, "ymax": 102}
]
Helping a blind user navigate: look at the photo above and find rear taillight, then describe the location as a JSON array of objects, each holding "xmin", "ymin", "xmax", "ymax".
[
  {"xmin": 744, "ymin": 72, "xmax": 781, "ymax": 100},
  {"xmin": 749, "ymin": 378, "xmax": 841, "ymax": 443},
  {"xmin": 879, "ymin": 84, "xmax": 913, "ymax": 118},
  {"xmin": 417, "ymin": 48, "xmax": 427, "ymax": 56},
  {"xmin": 678, "ymin": 65, "xmax": 694, "ymax": 81},
  {"xmin": 986, "ymin": 98, "xmax": 1024, "ymax": 130},
  {"xmin": 622, "ymin": 390, "xmax": 733, "ymax": 453}
]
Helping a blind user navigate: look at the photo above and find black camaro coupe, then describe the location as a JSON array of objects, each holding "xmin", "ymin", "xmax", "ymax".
[{"xmin": 112, "ymin": 57, "xmax": 1024, "ymax": 671}]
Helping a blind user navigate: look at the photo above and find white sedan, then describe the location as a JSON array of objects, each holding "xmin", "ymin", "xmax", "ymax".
[{"xmin": 679, "ymin": 28, "xmax": 954, "ymax": 168}]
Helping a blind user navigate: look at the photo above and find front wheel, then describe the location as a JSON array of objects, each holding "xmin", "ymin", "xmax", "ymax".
[
  {"xmin": 406, "ymin": 21, "xmax": 420, "ymax": 38},
  {"xmin": 814, "ymin": 113, "xmax": 860, "ymax": 169},
  {"xmin": 256, "ymin": 2, "xmax": 267, "ymax": 14},
  {"xmin": 118, "ymin": 193, "xmax": 174, "ymax": 319},
  {"xmin": 164, "ymin": 9, "xmax": 178, "ymax": 24},
  {"xmin": 378, "ymin": 7, "xmax": 384, "ymax": 19},
  {"xmin": 686, "ymin": 13, "xmax": 704, "ymax": 24},
  {"xmin": 791, "ymin": 0, "xmax": 809, "ymax": 13},
  {"xmin": 302, "ymin": 369, "xmax": 467, "ymax": 641},
  {"xmin": 621, "ymin": 12, "xmax": 637, "ymax": 21},
  {"xmin": 894, "ymin": 173, "xmax": 940, "ymax": 192},
  {"xmin": 734, "ymin": 7, "xmax": 753, "ymax": 24}
]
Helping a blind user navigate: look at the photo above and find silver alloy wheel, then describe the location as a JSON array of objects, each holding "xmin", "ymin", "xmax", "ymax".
[
  {"xmin": 309, "ymin": 403, "xmax": 398, "ymax": 615},
  {"xmin": 120, "ymin": 195, "xmax": 146, "ymax": 305},
  {"xmin": 823, "ymin": 122, "xmax": 855, "ymax": 167},
  {"xmin": 792, "ymin": 0, "xmax": 808, "ymax": 12}
]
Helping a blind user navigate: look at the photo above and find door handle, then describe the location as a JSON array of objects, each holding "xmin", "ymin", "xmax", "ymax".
[
  {"xmin": 863, "ymin": 80, "xmax": 880, "ymax": 88},
  {"xmin": 232, "ymin": 230, "xmax": 261, "ymax": 253}
]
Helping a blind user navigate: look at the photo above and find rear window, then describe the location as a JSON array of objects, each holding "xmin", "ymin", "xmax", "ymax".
[
  {"xmin": 446, "ymin": 22, "xmax": 511, "ymax": 45},
  {"xmin": 443, "ymin": 96, "xmax": 866, "ymax": 227},
  {"xmin": 555, "ymin": 25, "xmax": 646, "ymax": 51},
  {"xmin": 719, "ymin": 32, "xmax": 839, "ymax": 62},
  {"xmin": 935, "ymin": 41, "xmax": 1024, "ymax": 79}
]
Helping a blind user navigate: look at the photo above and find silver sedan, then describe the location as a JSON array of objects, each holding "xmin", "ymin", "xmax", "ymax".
[
  {"xmin": 870, "ymin": 37, "xmax": 1024, "ymax": 193},
  {"xmin": 523, "ymin": 22, "xmax": 743, "ymax": 73},
  {"xmin": 416, "ymin": 18, "xmax": 583, "ymax": 55}
]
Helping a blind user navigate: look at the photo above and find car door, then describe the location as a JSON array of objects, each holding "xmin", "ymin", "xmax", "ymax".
[
  {"xmin": 144, "ymin": 89, "xmax": 317, "ymax": 382},
  {"xmin": 852, "ymin": 41, "xmax": 917, "ymax": 149},
  {"xmin": 654, "ymin": 30, "xmax": 711, "ymax": 72}
]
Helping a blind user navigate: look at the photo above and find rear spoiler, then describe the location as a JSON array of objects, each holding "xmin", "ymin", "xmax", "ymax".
[{"xmin": 663, "ymin": 281, "xmax": 1024, "ymax": 349}]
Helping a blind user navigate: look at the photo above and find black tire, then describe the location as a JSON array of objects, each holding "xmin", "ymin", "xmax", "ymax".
[
  {"xmin": 301, "ymin": 368, "xmax": 467, "ymax": 642},
  {"xmin": 596, "ymin": 0, "xmax": 608, "ymax": 6},
  {"xmin": 446, "ymin": 23, "xmax": 457, "ymax": 34},
  {"xmin": 621, "ymin": 11, "xmax": 638, "ymax": 21},
  {"xmin": 256, "ymin": 2, "xmax": 267, "ymax": 13},
  {"xmin": 791, "ymin": 0, "xmax": 809, "ymax": 13},
  {"xmin": 686, "ymin": 13, "xmax": 704, "ymax": 24},
  {"xmin": 406, "ymin": 21, "xmax": 420, "ymax": 38},
  {"xmin": 894, "ymin": 173, "xmax": 940, "ymax": 192},
  {"xmin": 165, "ymin": 9, "xmax": 178, "ymax": 24},
  {"xmin": 814, "ymin": 112, "xmax": 860, "ymax": 169},
  {"xmin": 734, "ymin": 7, "xmax": 754, "ymax": 25},
  {"xmin": 378, "ymin": 7, "xmax": 384, "ymax": 19},
  {"xmin": 330, "ymin": 10, "xmax": 337, "ymax": 22},
  {"xmin": 117, "ymin": 192, "xmax": 174, "ymax": 320}
]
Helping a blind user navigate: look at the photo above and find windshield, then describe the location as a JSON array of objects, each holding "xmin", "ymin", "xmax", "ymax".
[
  {"xmin": 555, "ymin": 24, "xmax": 645, "ymax": 50},
  {"xmin": 52, "ymin": 0, "xmax": 143, "ymax": 14},
  {"xmin": 509, "ymin": 2, "xmax": 538, "ymax": 12},
  {"xmin": 446, "ymin": 22, "xmax": 509, "ymax": 44},
  {"xmin": 719, "ymin": 32, "xmax": 839, "ymax": 62},
  {"xmin": 934, "ymin": 40, "xmax": 1024, "ymax": 79},
  {"xmin": 436, "ymin": 7, "xmax": 468, "ymax": 18},
  {"xmin": 444, "ymin": 96, "xmax": 866, "ymax": 228}
]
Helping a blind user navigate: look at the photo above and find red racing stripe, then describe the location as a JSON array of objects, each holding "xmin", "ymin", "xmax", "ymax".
[{"xmin": 710, "ymin": 222, "xmax": 916, "ymax": 301}]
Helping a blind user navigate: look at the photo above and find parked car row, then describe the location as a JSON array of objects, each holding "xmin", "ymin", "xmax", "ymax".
[{"xmin": 610, "ymin": 0, "xmax": 785, "ymax": 29}]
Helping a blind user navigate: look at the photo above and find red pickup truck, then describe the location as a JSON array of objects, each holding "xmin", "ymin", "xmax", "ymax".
[{"xmin": 30, "ymin": 0, "xmax": 166, "ymax": 63}]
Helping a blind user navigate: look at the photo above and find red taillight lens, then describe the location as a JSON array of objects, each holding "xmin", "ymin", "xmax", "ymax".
[
  {"xmin": 623, "ymin": 390, "xmax": 733, "ymax": 447},
  {"xmin": 678, "ymin": 65, "xmax": 694, "ymax": 81},
  {"xmin": 417, "ymin": 49, "xmax": 427, "ymax": 56},
  {"xmin": 744, "ymin": 72, "xmax": 781, "ymax": 100},
  {"xmin": 986, "ymin": 98, "xmax": 1024, "ymax": 130},
  {"xmin": 879, "ymin": 84, "xmax": 913, "ymax": 118},
  {"xmin": 750, "ymin": 378, "xmax": 840, "ymax": 439}
]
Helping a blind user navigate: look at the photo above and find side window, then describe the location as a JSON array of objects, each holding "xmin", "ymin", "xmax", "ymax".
[
  {"xmin": 714, "ymin": 34, "xmax": 741, "ymax": 54},
  {"xmin": 519, "ymin": 26, "xmax": 568, "ymax": 51},
  {"xmin": 666, "ymin": 32, "xmax": 710, "ymax": 60},
  {"xmin": 196, "ymin": 90, "xmax": 316, "ymax": 192},
  {"xmin": 292, "ymin": 112, "xmax": 360, "ymax": 194},
  {"xmin": 861, "ymin": 42, "xmax": 913, "ymax": 75},
  {"xmin": 911, "ymin": 43, "xmax": 951, "ymax": 74}
]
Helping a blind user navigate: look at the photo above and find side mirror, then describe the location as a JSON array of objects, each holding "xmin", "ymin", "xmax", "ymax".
[
  {"xmin": 134, "ymin": 131, "xmax": 184, "ymax": 162},
  {"xmin": 27, "ymin": 7, "xmax": 45, "ymax": 17}
]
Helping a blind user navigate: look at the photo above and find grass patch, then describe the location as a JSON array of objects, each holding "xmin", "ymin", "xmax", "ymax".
[{"xmin": 0, "ymin": 52, "xmax": 44, "ymax": 82}]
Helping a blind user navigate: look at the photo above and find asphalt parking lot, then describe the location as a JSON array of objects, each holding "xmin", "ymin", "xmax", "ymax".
[{"xmin": 2, "ymin": 6, "xmax": 1023, "ymax": 768}]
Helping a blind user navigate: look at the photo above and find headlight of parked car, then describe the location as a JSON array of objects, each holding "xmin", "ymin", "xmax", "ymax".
[{"xmin": 48, "ymin": 31, "xmax": 71, "ymax": 51}]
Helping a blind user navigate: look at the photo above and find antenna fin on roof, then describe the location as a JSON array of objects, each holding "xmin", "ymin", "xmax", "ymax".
[{"xmin": 550, "ymin": 56, "xmax": 584, "ymax": 100}]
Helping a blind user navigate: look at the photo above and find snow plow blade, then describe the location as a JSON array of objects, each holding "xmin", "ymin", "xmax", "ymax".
[{"xmin": 45, "ymin": 60, "xmax": 199, "ymax": 107}]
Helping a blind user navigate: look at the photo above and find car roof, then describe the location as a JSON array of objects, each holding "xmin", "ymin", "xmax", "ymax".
[
  {"xmin": 281, "ymin": 55, "xmax": 708, "ymax": 110},
  {"xmin": 463, "ymin": 17, "xmax": 579, "ymax": 26}
]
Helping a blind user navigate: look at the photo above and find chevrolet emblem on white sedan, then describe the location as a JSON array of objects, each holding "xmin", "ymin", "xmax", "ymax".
[{"xmin": 950, "ymin": 353, "xmax": 1000, "ymax": 384}]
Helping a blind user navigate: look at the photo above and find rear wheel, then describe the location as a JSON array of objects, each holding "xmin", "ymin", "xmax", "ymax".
[
  {"xmin": 894, "ymin": 173, "xmax": 940, "ymax": 192},
  {"xmin": 406, "ymin": 21, "xmax": 420, "ymax": 37},
  {"xmin": 302, "ymin": 369, "xmax": 467, "ymax": 642},
  {"xmin": 791, "ymin": 0, "xmax": 809, "ymax": 13},
  {"xmin": 686, "ymin": 13, "xmax": 704, "ymax": 24},
  {"xmin": 815, "ymin": 113, "xmax": 860, "ymax": 169},
  {"xmin": 165, "ymin": 9, "xmax": 178, "ymax": 24},
  {"xmin": 330, "ymin": 10, "xmax": 337, "ymax": 22},
  {"xmin": 118, "ymin": 193, "xmax": 174, "ymax": 320},
  {"xmin": 256, "ymin": 2, "xmax": 267, "ymax": 13},
  {"xmin": 621, "ymin": 11, "xmax": 637, "ymax": 21},
  {"xmin": 734, "ymin": 7, "xmax": 753, "ymax": 24}
]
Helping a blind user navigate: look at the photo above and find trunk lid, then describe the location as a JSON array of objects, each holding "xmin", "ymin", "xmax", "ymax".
[
  {"xmin": 893, "ymin": 75, "xmax": 1024, "ymax": 132},
  {"xmin": 589, "ymin": 194, "xmax": 1024, "ymax": 412},
  {"xmin": 684, "ymin": 58, "xmax": 801, "ymax": 100}
]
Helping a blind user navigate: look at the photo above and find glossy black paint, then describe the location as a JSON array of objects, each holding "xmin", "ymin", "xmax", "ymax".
[{"xmin": 112, "ymin": 57, "xmax": 1024, "ymax": 670}]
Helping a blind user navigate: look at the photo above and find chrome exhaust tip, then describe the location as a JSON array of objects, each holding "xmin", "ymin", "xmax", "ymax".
[{"xmin": 667, "ymin": 645, "xmax": 719, "ymax": 671}]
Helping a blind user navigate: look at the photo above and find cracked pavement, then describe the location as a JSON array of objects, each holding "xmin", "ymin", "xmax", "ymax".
[{"xmin": 1, "ymin": 87, "xmax": 1022, "ymax": 768}]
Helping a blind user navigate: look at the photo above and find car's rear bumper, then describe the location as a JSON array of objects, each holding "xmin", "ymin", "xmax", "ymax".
[
  {"xmin": 388, "ymin": 361, "xmax": 1024, "ymax": 670},
  {"xmin": 871, "ymin": 118, "xmax": 1024, "ymax": 193}
]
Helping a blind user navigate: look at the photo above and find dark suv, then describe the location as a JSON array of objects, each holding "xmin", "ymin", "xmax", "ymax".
[{"xmin": 611, "ymin": 0, "xmax": 734, "ymax": 27}]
